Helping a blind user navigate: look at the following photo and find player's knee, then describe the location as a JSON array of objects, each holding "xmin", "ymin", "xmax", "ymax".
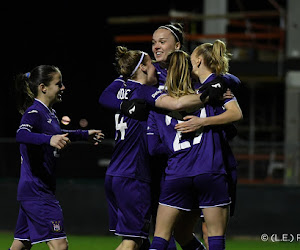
[
  {"xmin": 47, "ymin": 239, "xmax": 68, "ymax": 250},
  {"xmin": 10, "ymin": 239, "xmax": 32, "ymax": 250},
  {"xmin": 58, "ymin": 240, "xmax": 68, "ymax": 250},
  {"xmin": 120, "ymin": 237, "xmax": 143, "ymax": 250}
]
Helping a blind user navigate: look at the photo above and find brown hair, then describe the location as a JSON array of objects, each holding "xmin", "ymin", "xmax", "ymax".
[
  {"xmin": 115, "ymin": 46, "xmax": 146, "ymax": 81},
  {"xmin": 14, "ymin": 65, "xmax": 60, "ymax": 114},
  {"xmin": 193, "ymin": 39, "xmax": 232, "ymax": 75},
  {"xmin": 165, "ymin": 50, "xmax": 194, "ymax": 98}
]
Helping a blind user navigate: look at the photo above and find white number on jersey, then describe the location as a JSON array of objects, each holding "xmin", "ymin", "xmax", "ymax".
[
  {"xmin": 167, "ymin": 108, "xmax": 206, "ymax": 152},
  {"xmin": 115, "ymin": 114, "xmax": 128, "ymax": 140}
]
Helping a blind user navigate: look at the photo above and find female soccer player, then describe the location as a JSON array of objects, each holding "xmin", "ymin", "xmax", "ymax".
[
  {"xmin": 152, "ymin": 23, "xmax": 184, "ymax": 90},
  {"xmin": 9, "ymin": 65, "xmax": 104, "ymax": 250},
  {"xmin": 147, "ymin": 48, "xmax": 242, "ymax": 250},
  {"xmin": 99, "ymin": 23, "xmax": 185, "ymax": 110},
  {"xmin": 99, "ymin": 24, "xmax": 184, "ymax": 250},
  {"xmin": 175, "ymin": 40, "xmax": 241, "ymax": 248}
]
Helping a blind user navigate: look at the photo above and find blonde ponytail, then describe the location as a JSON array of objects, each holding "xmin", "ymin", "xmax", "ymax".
[{"xmin": 193, "ymin": 39, "xmax": 232, "ymax": 75}]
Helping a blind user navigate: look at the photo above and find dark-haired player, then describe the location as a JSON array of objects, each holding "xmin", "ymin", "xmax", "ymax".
[{"xmin": 9, "ymin": 65, "xmax": 104, "ymax": 250}]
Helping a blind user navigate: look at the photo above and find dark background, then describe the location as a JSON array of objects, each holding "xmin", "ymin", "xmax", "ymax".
[
  {"xmin": 3, "ymin": 0, "xmax": 300, "ymax": 239},
  {"xmin": 0, "ymin": 0, "xmax": 287, "ymax": 139}
]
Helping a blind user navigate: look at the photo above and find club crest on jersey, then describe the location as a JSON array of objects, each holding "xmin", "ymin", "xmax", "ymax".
[{"xmin": 51, "ymin": 221, "xmax": 62, "ymax": 232}]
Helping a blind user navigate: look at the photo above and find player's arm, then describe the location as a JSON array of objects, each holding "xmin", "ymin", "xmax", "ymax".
[
  {"xmin": 175, "ymin": 99, "xmax": 243, "ymax": 133},
  {"xmin": 99, "ymin": 77, "xmax": 124, "ymax": 111},
  {"xmin": 61, "ymin": 129, "xmax": 104, "ymax": 145},
  {"xmin": 222, "ymin": 73, "xmax": 241, "ymax": 93},
  {"xmin": 16, "ymin": 111, "xmax": 53, "ymax": 145},
  {"xmin": 204, "ymin": 99, "xmax": 242, "ymax": 125},
  {"xmin": 155, "ymin": 93, "xmax": 204, "ymax": 111},
  {"xmin": 16, "ymin": 112, "xmax": 70, "ymax": 149},
  {"xmin": 87, "ymin": 130, "xmax": 104, "ymax": 145}
]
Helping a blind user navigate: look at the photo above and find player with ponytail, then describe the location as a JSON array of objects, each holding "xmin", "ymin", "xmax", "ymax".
[{"xmin": 9, "ymin": 65, "xmax": 104, "ymax": 250}]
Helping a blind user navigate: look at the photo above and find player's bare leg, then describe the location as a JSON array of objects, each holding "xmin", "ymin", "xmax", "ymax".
[
  {"xmin": 116, "ymin": 237, "xmax": 143, "ymax": 250},
  {"xmin": 10, "ymin": 239, "xmax": 32, "ymax": 250},
  {"xmin": 202, "ymin": 220, "xmax": 209, "ymax": 249},
  {"xmin": 174, "ymin": 210, "xmax": 206, "ymax": 249},
  {"xmin": 173, "ymin": 210, "xmax": 201, "ymax": 245},
  {"xmin": 154, "ymin": 204, "xmax": 181, "ymax": 241},
  {"xmin": 202, "ymin": 206, "xmax": 229, "ymax": 236},
  {"xmin": 46, "ymin": 238, "xmax": 68, "ymax": 250},
  {"xmin": 202, "ymin": 205, "xmax": 229, "ymax": 249}
]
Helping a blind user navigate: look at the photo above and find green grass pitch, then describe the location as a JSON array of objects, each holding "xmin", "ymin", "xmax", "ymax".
[{"xmin": 1, "ymin": 232, "xmax": 299, "ymax": 249}]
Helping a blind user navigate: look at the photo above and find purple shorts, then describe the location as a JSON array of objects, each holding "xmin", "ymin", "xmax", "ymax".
[
  {"xmin": 159, "ymin": 174, "xmax": 231, "ymax": 211},
  {"xmin": 105, "ymin": 175, "xmax": 151, "ymax": 239},
  {"xmin": 14, "ymin": 199, "xmax": 66, "ymax": 244}
]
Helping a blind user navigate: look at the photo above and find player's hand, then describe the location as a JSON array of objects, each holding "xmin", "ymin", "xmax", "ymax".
[
  {"xmin": 88, "ymin": 130, "xmax": 104, "ymax": 145},
  {"xmin": 50, "ymin": 133, "xmax": 70, "ymax": 149},
  {"xmin": 199, "ymin": 76, "xmax": 226, "ymax": 106},
  {"xmin": 175, "ymin": 115, "xmax": 206, "ymax": 133},
  {"xmin": 223, "ymin": 88, "xmax": 234, "ymax": 99},
  {"xmin": 120, "ymin": 99, "xmax": 149, "ymax": 121}
]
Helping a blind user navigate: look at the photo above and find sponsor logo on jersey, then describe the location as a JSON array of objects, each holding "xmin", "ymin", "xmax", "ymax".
[{"xmin": 151, "ymin": 90, "xmax": 162, "ymax": 98}]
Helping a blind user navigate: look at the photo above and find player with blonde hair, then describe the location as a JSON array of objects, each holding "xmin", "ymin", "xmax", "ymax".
[{"xmin": 148, "ymin": 47, "xmax": 242, "ymax": 250}]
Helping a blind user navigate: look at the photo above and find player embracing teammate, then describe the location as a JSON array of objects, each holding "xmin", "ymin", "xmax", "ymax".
[{"xmin": 100, "ymin": 24, "xmax": 242, "ymax": 250}]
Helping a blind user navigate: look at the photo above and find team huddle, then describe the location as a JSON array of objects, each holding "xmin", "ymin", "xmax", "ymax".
[{"xmin": 9, "ymin": 23, "xmax": 242, "ymax": 250}]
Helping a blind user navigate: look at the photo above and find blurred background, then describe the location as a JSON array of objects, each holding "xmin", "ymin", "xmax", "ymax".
[{"xmin": 1, "ymin": 0, "xmax": 300, "ymax": 241}]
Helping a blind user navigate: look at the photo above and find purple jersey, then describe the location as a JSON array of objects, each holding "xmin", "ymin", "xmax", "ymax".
[
  {"xmin": 147, "ymin": 92, "xmax": 236, "ymax": 180},
  {"xmin": 193, "ymin": 73, "xmax": 241, "ymax": 91},
  {"xmin": 16, "ymin": 99, "xmax": 88, "ymax": 201},
  {"xmin": 153, "ymin": 62, "xmax": 167, "ymax": 89},
  {"xmin": 99, "ymin": 77, "xmax": 125, "ymax": 111},
  {"xmin": 147, "ymin": 108, "xmax": 226, "ymax": 180},
  {"xmin": 99, "ymin": 62, "xmax": 167, "ymax": 111},
  {"xmin": 99, "ymin": 76, "xmax": 163, "ymax": 110},
  {"xmin": 198, "ymin": 73, "xmax": 240, "ymax": 170},
  {"xmin": 105, "ymin": 80, "xmax": 163, "ymax": 183}
]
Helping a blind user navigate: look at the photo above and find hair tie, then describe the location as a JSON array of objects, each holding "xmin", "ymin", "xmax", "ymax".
[
  {"xmin": 130, "ymin": 52, "xmax": 146, "ymax": 77},
  {"xmin": 25, "ymin": 72, "xmax": 31, "ymax": 78}
]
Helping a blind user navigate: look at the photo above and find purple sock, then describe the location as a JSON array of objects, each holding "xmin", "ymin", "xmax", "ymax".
[
  {"xmin": 150, "ymin": 236, "xmax": 169, "ymax": 250},
  {"xmin": 208, "ymin": 236, "xmax": 225, "ymax": 250},
  {"xmin": 167, "ymin": 236, "xmax": 177, "ymax": 250}
]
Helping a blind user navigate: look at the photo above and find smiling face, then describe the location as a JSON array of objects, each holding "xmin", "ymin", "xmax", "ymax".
[
  {"xmin": 152, "ymin": 28, "xmax": 180, "ymax": 63},
  {"xmin": 39, "ymin": 71, "xmax": 65, "ymax": 107}
]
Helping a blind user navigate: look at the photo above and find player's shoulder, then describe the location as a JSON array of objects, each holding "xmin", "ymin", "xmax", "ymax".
[
  {"xmin": 22, "ymin": 100, "xmax": 48, "ymax": 118},
  {"xmin": 222, "ymin": 73, "xmax": 241, "ymax": 85},
  {"xmin": 23, "ymin": 103, "xmax": 41, "ymax": 116}
]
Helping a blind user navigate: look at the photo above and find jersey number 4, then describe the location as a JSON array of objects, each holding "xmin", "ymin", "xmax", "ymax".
[{"xmin": 115, "ymin": 114, "xmax": 128, "ymax": 140}]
